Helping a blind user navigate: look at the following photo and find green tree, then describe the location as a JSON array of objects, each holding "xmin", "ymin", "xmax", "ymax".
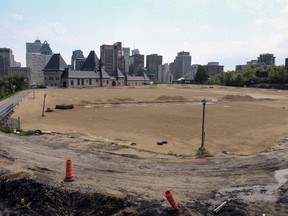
[{"xmin": 194, "ymin": 65, "xmax": 209, "ymax": 84}]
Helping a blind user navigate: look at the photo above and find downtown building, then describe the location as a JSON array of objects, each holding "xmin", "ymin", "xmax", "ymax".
[
  {"xmin": 146, "ymin": 54, "xmax": 162, "ymax": 81},
  {"xmin": 204, "ymin": 62, "xmax": 224, "ymax": 76},
  {"xmin": 123, "ymin": 47, "xmax": 130, "ymax": 74},
  {"xmin": 26, "ymin": 39, "xmax": 53, "ymax": 86},
  {"xmin": 171, "ymin": 51, "xmax": 191, "ymax": 79},
  {"xmin": 158, "ymin": 63, "xmax": 173, "ymax": 83},
  {"xmin": 0, "ymin": 48, "xmax": 14, "ymax": 75},
  {"xmin": 71, "ymin": 50, "xmax": 85, "ymax": 70},
  {"xmin": 100, "ymin": 42, "xmax": 125, "ymax": 75},
  {"xmin": 129, "ymin": 49, "xmax": 144, "ymax": 75}
]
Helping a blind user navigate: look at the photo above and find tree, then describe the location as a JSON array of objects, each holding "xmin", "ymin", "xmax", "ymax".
[{"xmin": 194, "ymin": 65, "xmax": 208, "ymax": 84}]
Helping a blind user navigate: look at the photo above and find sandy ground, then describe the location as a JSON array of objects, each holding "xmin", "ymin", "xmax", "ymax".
[
  {"xmin": 0, "ymin": 84, "xmax": 287, "ymax": 215},
  {"xmin": 12, "ymin": 84, "xmax": 288, "ymax": 155}
]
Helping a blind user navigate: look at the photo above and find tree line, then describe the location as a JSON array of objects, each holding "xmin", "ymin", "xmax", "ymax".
[
  {"xmin": 194, "ymin": 65, "xmax": 288, "ymax": 87},
  {"xmin": 0, "ymin": 75, "xmax": 28, "ymax": 99}
]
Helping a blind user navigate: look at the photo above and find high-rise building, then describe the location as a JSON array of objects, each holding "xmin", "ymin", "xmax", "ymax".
[
  {"xmin": 257, "ymin": 53, "xmax": 275, "ymax": 66},
  {"xmin": 71, "ymin": 50, "xmax": 85, "ymax": 70},
  {"xmin": 123, "ymin": 47, "xmax": 130, "ymax": 74},
  {"xmin": 131, "ymin": 49, "xmax": 140, "ymax": 55},
  {"xmin": 26, "ymin": 38, "xmax": 53, "ymax": 86},
  {"xmin": 0, "ymin": 48, "xmax": 14, "ymax": 75},
  {"xmin": 171, "ymin": 51, "xmax": 191, "ymax": 79},
  {"xmin": 100, "ymin": 42, "xmax": 125, "ymax": 75},
  {"xmin": 146, "ymin": 54, "xmax": 163, "ymax": 80},
  {"xmin": 158, "ymin": 63, "xmax": 173, "ymax": 83},
  {"xmin": 129, "ymin": 53, "xmax": 144, "ymax": 75},
  {"xmin": 204, "ymin": 62, "xmax": 224, "ymax": 76}
]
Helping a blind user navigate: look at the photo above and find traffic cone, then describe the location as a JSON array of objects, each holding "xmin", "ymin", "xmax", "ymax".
[
  {"xmin": 165, "ymin": 190, "xmax": 180, "ymax": 210},
  {"xmin": 64, "ymin": 160, "xmax": 74, "ymax": 182}
]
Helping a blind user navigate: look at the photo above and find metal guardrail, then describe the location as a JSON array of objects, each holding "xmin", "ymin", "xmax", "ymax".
[{"xmin": 0, "ymin": 103, "xmax": 14, "ymax": 123}]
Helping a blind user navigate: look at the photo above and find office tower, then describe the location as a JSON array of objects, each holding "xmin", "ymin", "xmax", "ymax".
[
  {"xmin": 123, "ymin": 47, "xmax": 130, "ymax": 74},
  {"xmin": 146, "ymin": 54, "xmax": 163, "ymax": 80},
  {"xmin": 158, "ymin": 63, "xmax": 173, "ymax": 83},
  {"xmin": 0, "ymin": 48, "xmax": 14, "ymax": 75},
  {"xmin": 129, "ymin": 52, "xmax": 144, "ymax": 75},
  {"xmin": 100, "ymin": 42, "xmax": 125, "ymax": 75},
  {"xmin": 204, "ymin": 62, "xmax": 224, "ymax": 76},
  {"xmin": 71, "ymin": 50, "xmax": 85, "ymax": 70},
  {"xmin": 172, "ymin": 51, "xmax": 191, "ymax": 79},
  {"xmin": 26, "ymin": 38, "xmax": 53, "ymax": 86},
  {"xmin": 132, "ymin": 49, "xmax": 140, "ymax": 55},
  {"xmin": 257, "ymin": 53, "xmax": 275, "ymax": 66}
]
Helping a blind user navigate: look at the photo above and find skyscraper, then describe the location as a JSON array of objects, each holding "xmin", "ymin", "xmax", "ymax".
[
  {"xmin": 26, "ymin": 38, "xmax": 53, "ymax": 86},
  {"xmin": 129, "ymin": 50, "xmax": 144, "ymax": 75},
  {"xmin": 100, "ymin": 42, "xmax": 125, "ymax": 75},
  {"xmin": 123, "ymin": 47, "xmax": 130, "ymax": 74},
  {"xmin": 146, "ymin": 54, "xmax": 162, "ymax": 80},
  {"xmin": 172, "ymin": 51, "xmax": 191, "ymax": 79},
  {"xmin": 257, "ymin": 53, "xmax": 275, "ymax": 66},
  {"xmin": 0, "ymin": 48, "xmax": 14, "ymax": 75},
  {"xmin": 71, "ymin": 50, "xmax": 85, "ymax": 70},
  {"xmin": 204, "ymin": 62, "xmax": 224, "ymax": 76}
]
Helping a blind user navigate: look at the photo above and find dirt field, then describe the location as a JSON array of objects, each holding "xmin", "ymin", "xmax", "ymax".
[
  {"xmin": 0, "ymin": 84, "xmax": 287, "ymax": 215},
  {"xmin": 13, "ymin": 84, "xmax": 288, "ymax": 156}
]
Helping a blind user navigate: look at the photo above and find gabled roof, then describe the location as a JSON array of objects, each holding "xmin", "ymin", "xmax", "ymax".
[
  {"xmin": 111, "ymin": 68, "xmax": 125, "ymax": 78},
  {"xmin": 81, "ymin": 51, "xmax": 99, "ymax": 71},
  {"xmin": 44, "ymin": 53, "xmax": 67, "ymax": 71},
  {"xmin": 100, "ymin": 67, "xmax": 111, "ymax": 79},
  {"xmin": 137, "ymin": 71, "xmax": 150, "ymax": 80}
]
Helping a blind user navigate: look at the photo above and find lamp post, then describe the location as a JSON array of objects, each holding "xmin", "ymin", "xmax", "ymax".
[
  {"xmin": 199, "ymin": 98, "xmax": 207, "ymax": 153},
  {"xmin": 42, "ymin": 93, "xmax": 47, "ymax": 117}
]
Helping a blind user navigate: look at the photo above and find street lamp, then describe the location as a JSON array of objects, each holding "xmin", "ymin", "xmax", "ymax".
[
  {"xmin": 42, "ymin": 93, "xmax": 47, "ymax": 117},
  {"xmin": 199, "ymin": 98, "xmax": 207, "ymax": 154}
]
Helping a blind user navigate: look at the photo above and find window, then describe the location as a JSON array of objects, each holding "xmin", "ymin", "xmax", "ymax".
[
  {"xmin": 106, "ymin": 80, "xmax": 109, "ymax": 84},
  {"xmin": 89, "ymin": 79, "xmax": 92, "ymax": 85},
  {"xmin": 71, "ymin": 80, "xmax": 74, "ymax": 86},
  {"xmin": 77, "ymin": 79, "xmax": 80, "ymax": 85},
  {"xmin": 96, "ymin": 79, "xmax": 98, "ymax": 82}
]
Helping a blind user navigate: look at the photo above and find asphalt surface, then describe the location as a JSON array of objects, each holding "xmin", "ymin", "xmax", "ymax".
[{"xmin": 0, "ymin": 90, "xmax": 32, "ymax": 112}]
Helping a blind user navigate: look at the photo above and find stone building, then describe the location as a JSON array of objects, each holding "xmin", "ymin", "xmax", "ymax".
[
  {"xmin": 43, "ymin": 52, "xmax": 149, "ymax": 88},
  {"xmin": 26, "ymin": 39, "xmax": 53, "ymax": 86}
]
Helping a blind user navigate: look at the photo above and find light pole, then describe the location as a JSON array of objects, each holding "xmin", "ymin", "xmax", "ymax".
[
  {"xmin": 199, "ymin": 98, "xmax": 207, "ymax": 153},
  {"xmin": 42, "ymin": 93, "xmax": 47, "ymax": 117}
]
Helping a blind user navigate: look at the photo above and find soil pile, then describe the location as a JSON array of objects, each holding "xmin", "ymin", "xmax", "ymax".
[
  {"xmin": 154, "ymin": 95, "xmax": 187, "ymax": 102},
  {"xmin": 221, "ymin": 94, "xmax": 256, "ymax": 101}
]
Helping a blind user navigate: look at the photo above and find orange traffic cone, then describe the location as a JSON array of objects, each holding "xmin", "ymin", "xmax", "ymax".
[
  {"xmin": 165, "ymin": 190, "xmax": 180, "ymax": 210},
  {"xmin": 64, "ymin": 160, "xmax": 74, "ymax": 182}
]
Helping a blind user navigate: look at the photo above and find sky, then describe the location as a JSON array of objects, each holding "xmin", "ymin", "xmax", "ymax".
[{"xmin": 1, "ymin": 0, "xmax": 288, "ymax": 70}]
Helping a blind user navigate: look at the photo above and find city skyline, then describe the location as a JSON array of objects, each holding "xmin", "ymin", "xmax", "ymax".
[{"xmin": 1, "ymin": 0, "xmax": 288, "ymax": 70}]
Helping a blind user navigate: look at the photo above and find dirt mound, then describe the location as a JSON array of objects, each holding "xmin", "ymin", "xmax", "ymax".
[
  {"xmin": 221, "ymin": 94, "xmax": 255, "ymax": 101},
  {"xmin": 154, "ymin": 95, "xmax": 187, "ymax": 102}
]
